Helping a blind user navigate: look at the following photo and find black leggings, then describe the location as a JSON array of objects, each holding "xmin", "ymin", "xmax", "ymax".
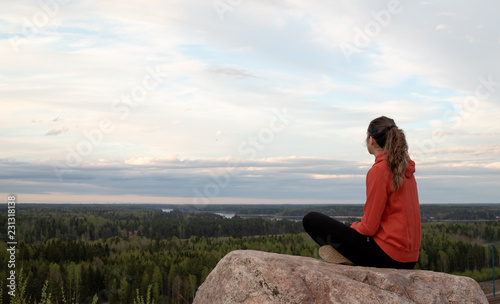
[{"xmin": 303, "ymin": 212, "xmax": 416, "ymax": 269}]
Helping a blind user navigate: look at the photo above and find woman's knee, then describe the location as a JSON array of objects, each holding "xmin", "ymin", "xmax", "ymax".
[
  {"xmin": 302, "ymin": 211, "xmax": 320, "ymax": 227},
  {"xmin": 303, "ymin": 212, "xmax": 329, "ymax": 233}
]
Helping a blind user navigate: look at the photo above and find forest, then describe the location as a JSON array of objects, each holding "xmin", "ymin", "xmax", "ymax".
[{"xmin": 1, "ymin": 204, "xmax": 499, "ymax": 303}]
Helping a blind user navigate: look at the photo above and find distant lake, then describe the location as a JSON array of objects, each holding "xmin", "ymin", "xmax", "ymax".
[
  {"xmin": 161, "ymin": 209, "xmax": 235, "ymax": 218},
  {"xmin": 215, "ymin": 212, "xmax": 235, "ymax": 218}
]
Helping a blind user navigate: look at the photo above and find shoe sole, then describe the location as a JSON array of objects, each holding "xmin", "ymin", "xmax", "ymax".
[{"xmin": 318, "ymin": 245, "xmax": 354, "ymax": 265}]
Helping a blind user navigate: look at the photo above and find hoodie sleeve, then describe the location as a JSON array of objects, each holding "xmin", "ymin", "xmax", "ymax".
[{"xmin": 350, "ymin": 166, "xmax": 388, "ymax": 236}]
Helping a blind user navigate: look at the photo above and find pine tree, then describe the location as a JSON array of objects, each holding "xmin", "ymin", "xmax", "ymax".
[
  {"xmin": 38, "ymin": 280, "xmax": 53, "ymax": 304},
  {"xmin": 133, "ymin": 284, "xmax": 155, "ymax": 304},
  {"xmin": 10, "ymin": 268, "xmax": 30, "ymax": 304}
]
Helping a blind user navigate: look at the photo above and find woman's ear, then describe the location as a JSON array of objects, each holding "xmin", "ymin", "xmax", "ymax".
[
  {"xmin": 368, "ymin": 136, "xmax": 375, "ymax": 146},
  {"xmin": 367, "ymin": 136, "xmax": 373, "ymax": 154}
]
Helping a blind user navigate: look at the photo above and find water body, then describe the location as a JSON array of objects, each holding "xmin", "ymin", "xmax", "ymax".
[{"xmin": 215, "ymin": 212, "xmax": 235, "ymax": 218}]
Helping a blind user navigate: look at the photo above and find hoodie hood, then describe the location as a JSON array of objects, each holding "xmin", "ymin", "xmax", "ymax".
[
  {"xmin": 374, "ymin": 152, "xmax": 416, "ymax": 178},
  {"xmin": 405, "ymin": 158, "xmax": 416, "ymax": 178}
]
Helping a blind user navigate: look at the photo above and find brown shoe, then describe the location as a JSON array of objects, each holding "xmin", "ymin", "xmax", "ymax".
[{"xmin": 319, "ymin": 245, "xmax": 354, "ymax": 265}]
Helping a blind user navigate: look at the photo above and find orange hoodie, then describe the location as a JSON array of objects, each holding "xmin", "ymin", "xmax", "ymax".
[{"xmin": 351, "ymin": 152, "xmax": 421, "ymax": 263}]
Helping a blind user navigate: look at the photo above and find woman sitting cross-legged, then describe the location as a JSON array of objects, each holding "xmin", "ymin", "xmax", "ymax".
[{"xmin": 303, "ymin": 116, "xmax": 421, "ymax": 269}]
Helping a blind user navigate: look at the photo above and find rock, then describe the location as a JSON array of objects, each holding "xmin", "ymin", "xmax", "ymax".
[{"xmin": 193, "ymin": 250, "xmax": 488, "ymax": 304}]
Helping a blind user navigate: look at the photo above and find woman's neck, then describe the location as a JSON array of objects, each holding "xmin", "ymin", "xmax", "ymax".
[{"xmin": 373, "ymin": 148, "xmax": 384, "ymax": 158}]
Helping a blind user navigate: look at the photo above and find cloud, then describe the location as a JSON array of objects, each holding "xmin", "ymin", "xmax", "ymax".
[
  {"xmin": 1, "ymin": 1, "xmax": 499, "ymax": 204},
  {"xmin": 125, "ymin": 157, "xmax": 154, "ymax": 165},
  {"xmin": 485, "ymin": 162, "xmax": 500, "ymax": 169},
  {"xmin": 209, "ymin": 67, "xmax": 258, "ymax": 79},
  {"xmin": 438, "ymin": 12, "xmax": 456, "ymax": 17},
  {"xmin": 435, "ymin": 24, "xmax": 451, "ymax": 30},
  {"xmin": 45, "ymin": 127, "xmax": 68, "ymax": 136},
  {"xmin": 414, "ymin": 144, "xmax": 500, "ymax": 158},
  {"xmin": 311, "ymin": 174, "xmax": 364, "ymax": 180},
  {"xmin": 1, "ymin": 155, "xmax": 499, "ymax": 204},
  {"xmin": 0, "ymin": 156, "xmax": 365, "ymax": 200}
]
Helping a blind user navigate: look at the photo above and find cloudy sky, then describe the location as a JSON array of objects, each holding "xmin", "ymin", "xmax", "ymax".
[{"xmin": 1, "ymin": 0, "xmax": 500, "ymax": 205}]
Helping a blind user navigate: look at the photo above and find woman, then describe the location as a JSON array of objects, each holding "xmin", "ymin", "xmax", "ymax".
[{"xmin": 303, "ymin": 116, "xmax": 420, "ymax": 269}]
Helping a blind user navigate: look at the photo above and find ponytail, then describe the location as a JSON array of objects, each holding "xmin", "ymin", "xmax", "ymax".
[
  {"xmin": 385, "ymin": 127, "xmax": 409, "ymax": 191},
  {"xmin": 367, "ymin": 116, "xmax": 409, "ymax": 191}
]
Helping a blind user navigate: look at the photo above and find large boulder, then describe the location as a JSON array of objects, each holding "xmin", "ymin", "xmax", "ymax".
[{"xmin": 193, "ymin": 250, "xmax": 488, "ymax": 304}]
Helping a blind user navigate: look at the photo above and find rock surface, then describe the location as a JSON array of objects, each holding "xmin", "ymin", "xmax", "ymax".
[{"xmin": 193, "ymin": 250, "xmax": 488, "ymax": 304}]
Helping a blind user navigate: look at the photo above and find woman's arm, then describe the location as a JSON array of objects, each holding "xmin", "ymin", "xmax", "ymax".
[{"xmin": 350, "ymin": 166, "xmax": 388, "ymax": 236}]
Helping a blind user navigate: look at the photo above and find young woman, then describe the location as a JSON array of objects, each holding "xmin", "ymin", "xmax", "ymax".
[{"xmin": 303, "ymin": 116, "xmax": 420, "ymax": 269}]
